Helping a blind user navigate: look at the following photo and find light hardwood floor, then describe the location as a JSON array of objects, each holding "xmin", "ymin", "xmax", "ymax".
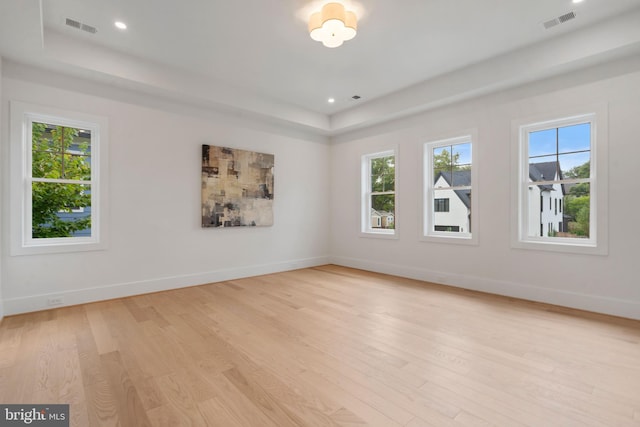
[{"xmin": 1, "ymin": 265, "xmax": 639, "ymax": 426}]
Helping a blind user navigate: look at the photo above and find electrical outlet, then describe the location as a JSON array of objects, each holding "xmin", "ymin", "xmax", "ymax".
[{"xmin": 47, "ymin": 297, "xmax": 64, "ymax": 306}]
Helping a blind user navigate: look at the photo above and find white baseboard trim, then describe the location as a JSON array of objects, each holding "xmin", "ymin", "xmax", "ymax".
[
  {"xmin": 330, "ymin": 256, "xmax": 640, "ymax": 321},
  {"xmin": 2, "ymin": 256, "xmax": 330, "ymax": 316}
]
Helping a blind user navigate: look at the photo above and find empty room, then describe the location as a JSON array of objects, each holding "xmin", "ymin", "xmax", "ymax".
[{"xmin": 1, "ymin": 0, "xmax": 640, "ymax": 425}]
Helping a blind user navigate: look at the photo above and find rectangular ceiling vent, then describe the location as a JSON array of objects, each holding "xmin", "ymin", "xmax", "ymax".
[
  {"xmin": 558, "ymin": 11, "xmax": 576, "ymax": 23},
  {"xmin": 65, "ymin": 18, "xmax": 81, "ymax": 29},
  {"xmin": 65, "ymin": 18, "xmax": 97, "ymax": 34},
  {"xmin": 543, "ymin": 11, "xmax": 576, "ymax": 30},
  {"xmin": 81, "ymin": 23, "xmax": 97, "ymax": 34}
]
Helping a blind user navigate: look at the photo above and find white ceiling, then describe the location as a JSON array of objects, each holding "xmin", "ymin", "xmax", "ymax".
[{"xmin": 1, "ymin": 0, "xmax": 640, "ymax": 135}]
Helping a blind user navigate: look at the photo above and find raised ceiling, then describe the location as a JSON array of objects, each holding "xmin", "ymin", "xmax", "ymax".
[{"xmin": 1, "ymin": 0, "xmax": 640, "ymax": 135}]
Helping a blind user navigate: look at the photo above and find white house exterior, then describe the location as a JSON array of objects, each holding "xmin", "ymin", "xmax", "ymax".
[
  {"xmin": 527, "ymin": 162, "xmax": 565, "ymax": 237},
  {"xmin": 433, "ymin": 171, "xmax": 471, "ymax": 233}
]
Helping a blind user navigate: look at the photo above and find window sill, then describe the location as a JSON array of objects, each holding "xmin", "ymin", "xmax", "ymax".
[
  {"xmin": 360, "ymin": 230, "xmax": 398, "ymax": 240},
  {"xmin": 11, "ymin": 239, "xmax": 107, "ymax": 256},
  {"xmin": 421, "ymin": 234, "xmax": 477, "ymax": 245},
  {"xmin": 511, "ymin": 238, "xmax": 607, "ymax": 256}
]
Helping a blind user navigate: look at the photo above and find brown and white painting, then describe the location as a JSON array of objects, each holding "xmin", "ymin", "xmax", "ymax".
[{"xmin": 201, "ymin": 145, "xmax": 274, "ymax": 227}]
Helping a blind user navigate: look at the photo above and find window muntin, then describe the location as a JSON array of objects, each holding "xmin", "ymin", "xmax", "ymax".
[
  {"xmin": 10, "ymin": 101, "xmax": 107, "ymax": 255},
  {"xmin": 424, "ymin": 136, "xmax": 475, "ymax": 241},
  {"xmin": 361, "ymin": 150, "xmax": 396, "ymax": 236}
]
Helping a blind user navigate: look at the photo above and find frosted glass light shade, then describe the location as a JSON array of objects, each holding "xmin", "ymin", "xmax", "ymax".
[{"xmin": 308, "ymin": 2, "xmax": 357, "ymax": 48}]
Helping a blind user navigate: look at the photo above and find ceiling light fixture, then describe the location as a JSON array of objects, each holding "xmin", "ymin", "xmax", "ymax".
[
  {"xmin": 309, "ymin": 2, "xmax": 357, "ymax": 48},
  {"xmin": 114, "ymin": 21, "xmax": 127, "ymax": 30},
  {"xmin": 328, "ymin": 98, "xmax": 335, "ymax": 103}
]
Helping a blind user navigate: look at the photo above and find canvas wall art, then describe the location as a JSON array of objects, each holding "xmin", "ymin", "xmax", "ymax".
[{"xmin": 201, "ymin": 145, "xmax": 274, "ymax": 227}]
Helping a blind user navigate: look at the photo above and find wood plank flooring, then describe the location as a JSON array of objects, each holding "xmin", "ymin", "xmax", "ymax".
[{"xmin": 1, "ymin": 265, "xmax": 639, "ymax": 426}]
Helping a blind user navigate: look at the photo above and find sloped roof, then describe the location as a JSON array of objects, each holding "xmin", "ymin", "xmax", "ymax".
[
  {"xmin": 436, "ymin": 170, "xmax": 471, "ymax": 209},
  {"xmin": 529, "ymin": 161, "xmax": 563, "ymax": 192},
  {"xmin": 371, "ymin": 209, "xmax": 394, "ymax": 217}
]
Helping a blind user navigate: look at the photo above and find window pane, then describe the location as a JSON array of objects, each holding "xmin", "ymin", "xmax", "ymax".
[
  {"xmin": 558, "ymin": 123, "xmax": 590, "ymax": 154},
  {"xmin": 32, "ymin": 182, "xmax": 91, "ymax": 238},
  {"xmin": 526, "ymin": 183, "xmax": 589, "ymax": 239},
  {"xmin": 529, "ymin": 128, "xmax": 557, "ymax": 158},
  {"xmin": 370, "ymin": 194, "xmax": 394, "ymax": 229},
  {"xmin": 433, "ymin": 189, "xmax": 471, "ymax": 233},
  {"xmin": 32, "ymin": 122, "xmax": 92, "ymax": 180},
  {"xmin": 453, "ymin": 142, "xmax": 472, "ymax": 165},
  {"xmin": 433, "ymin": 146, "xmax": 452, "ymax": 167},
  {"xmin": 560, "ymin": 154, "xmax": 590, "ymax": 179},
  {"xmin": 564, "ymin": 183, "xmax": 590, "ymax": 238},
  {"xmin": 434, "ymin": 143, "xmax": 472, "ymax": 187},
  {"xmin": 370, "ymin": 156, "xmax": 395, "ymax": 192}
]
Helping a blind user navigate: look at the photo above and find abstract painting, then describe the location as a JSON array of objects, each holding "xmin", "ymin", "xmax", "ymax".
[{"xmin": 201, "ymin": 145, "xmax": 274, "ymax": 227}]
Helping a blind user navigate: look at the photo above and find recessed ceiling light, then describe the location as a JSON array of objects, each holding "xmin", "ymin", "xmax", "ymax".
[
  {"xmin": 114, "ymin": 21, "xmax": 127, "ymax": 30},
  {"xmin": 572, "ymin": 0, "xmax": 583, "ymax": 3},
  {"xmin": 328, "ymin": 98, "xmax": 335, "ymax": 103}
]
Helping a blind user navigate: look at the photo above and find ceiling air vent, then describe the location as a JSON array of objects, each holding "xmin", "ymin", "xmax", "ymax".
[
  {"xmin": 81, "ymin": 23, "xmax": 97, "ymax": 34},
  {"xmin": 65, "ymin": 18, "xmax": 81, "ymax": 29},
  {"xmin": 65, "ymin": 17, "xmax": 97, "ymax": 34},
  {"xmin": 543, "ymin": 11, "xmax": 576, "ymax": 29}
]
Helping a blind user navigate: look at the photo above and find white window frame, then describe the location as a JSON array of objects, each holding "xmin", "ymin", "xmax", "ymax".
[
  {"xmin": 10, "ymin": 101, "xmax": 108, "ymax": 255},
  {"xmin": 511, "ymin": 106, "xmax": 608, "ymax": 255},
  {"xmin": 361, "ymin": 148, "xmax": 398, "ymax": 238},
  {"xmin": 422, "ymin": 133, "xmax": 478, "ymax": 245}
]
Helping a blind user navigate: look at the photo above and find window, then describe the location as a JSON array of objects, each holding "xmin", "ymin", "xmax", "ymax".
[
  {"xmin": 10, "ymin": 101, "xmax": 108, "ymax": 255},
  {"xmin": 361, "ymin": 149, "xmax": 396, "ymax": 237},
  {"xmin": 434, "ymin": 198, "xmax": 450, "ymax": 212},
  {"xmin": 423, "ymin": 134, "xmax": 477, "ymax": 243},
  {"xmin": 512, "ymin": 108, "xmax": 608, "ymax": 255}
]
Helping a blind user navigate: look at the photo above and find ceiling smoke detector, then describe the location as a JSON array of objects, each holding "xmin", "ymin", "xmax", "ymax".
[{"xmin": 543, "ymin": 11, "xmax": 576, "ymax": 29}]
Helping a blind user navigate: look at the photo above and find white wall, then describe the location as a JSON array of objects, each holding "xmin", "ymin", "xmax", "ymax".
[
  {"xmin": 3, "ymin": 56, "xmax": 640, "ymax": 320},
  {"xmin": 1, "ymin": 64, "xmax": 330, "ymax": 315},
  {"xmin": 330, "ymin": 56, "xmax": 640, "ymax": 320},
  {"xmin": 0, "ymin": 57, "xmax": 4, "ymax": 322}
]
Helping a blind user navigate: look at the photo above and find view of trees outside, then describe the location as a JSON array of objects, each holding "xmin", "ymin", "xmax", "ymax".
[
  {"xmin": 31, "ymin": 122, "xmax": 92, "ymax": 238},
  {"xmin": 433, "ymin": 143, "xmax": 472, "ymax": 183},
  {"xmin": 370, "ymin": 155, "xmax": 395, "ymax": 228},
  {"xmin": 529, "ymin": 122, "xmax": 591, "ymax": 238},
  {"xmin": 564, "ymin": 161, "xmax": 590, "ymax": 237}
]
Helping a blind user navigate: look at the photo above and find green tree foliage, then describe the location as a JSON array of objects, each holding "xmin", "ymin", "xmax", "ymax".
[
  {"xmin": 563, "ymin": 161, "xmax": 590, "ymax": 237},
  {"xmin": 433, "ymin": 147, "xmax": 471, "ymax": 185},
  {"xmin": 370, "ymin": 156, "xmax": 395, "ymax": 214},
  {"xmin": 565, "ymin": 196, "xmax": 590, "ymax": 236},
  {"xmin": 564, "ymin": 161, "xmax": 590, "ymax": 179},
  {"xmin": 433, "ymin": 148, "xmax": 460, "ymax": 171},
  {"xmin": 565, "ymin": 161, "xmax": 590, "ymax": 197},
  {"xmin": 31, "ymin": 123, "xmax": 91, "ymax": 238}
]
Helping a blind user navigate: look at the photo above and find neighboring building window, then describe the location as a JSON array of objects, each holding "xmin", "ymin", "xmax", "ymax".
[
  {"xmin": 423, "ymin": 134, "xmax": 477, "ymax": 243},
  {"xmin": 513, "ymin": 109, "xmax": 608, "ymax": 254},
  {"xmin": 10, "ymin": 101, "xmax": 108, "ymax": 255},
  {"xmin": 434, "ymin": 198, "xmax": 449, "ymax": 212},
  {"xmin": 361, "ymin": 149, "xmax": 396, "ymax": 236}
]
